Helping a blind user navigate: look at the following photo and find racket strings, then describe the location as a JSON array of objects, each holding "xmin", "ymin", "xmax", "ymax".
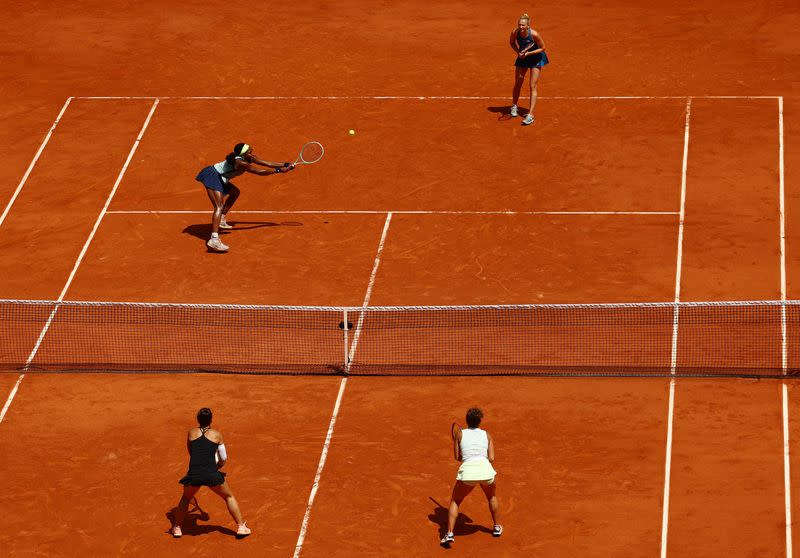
[{"xmin": 299, "ymin": 141, "xmax": 324, "ymax": 164}]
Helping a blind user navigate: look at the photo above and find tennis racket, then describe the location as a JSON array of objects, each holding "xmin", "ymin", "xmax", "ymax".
[
  {"xmin": 518, "ymin": 38, "xmax": 541, "ymax": 56},
  {"xmin": 294, "ymin": 141, "xmax": 325, "ymax": 166},
  {"xmin": 451, "ymin": 422, "xmax": 462, "ymax": 442},
  {"xmin": 189, "ymin": 496, "xmax": 210, "ymax": 521}
]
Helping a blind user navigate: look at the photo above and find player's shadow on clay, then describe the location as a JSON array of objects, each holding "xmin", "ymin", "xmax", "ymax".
[
  {"xmin": 428, "ymin": 497, "xmax": 493, "ymax": 540},
  {"xmin": 487, "ymin": 105, "xmax": 525, "ymax": 121},
  {"xmin": 164, "ymin": 500, "xmax": 237, "ymax": 538},
  {"xmin": 183, "ymin": 221, "xmax": 304, "ymax": 243}
]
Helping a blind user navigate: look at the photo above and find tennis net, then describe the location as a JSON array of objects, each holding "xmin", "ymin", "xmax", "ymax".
[{"xmin": 0, "ymin": 299, "xmax": 797, "ymax": 377}]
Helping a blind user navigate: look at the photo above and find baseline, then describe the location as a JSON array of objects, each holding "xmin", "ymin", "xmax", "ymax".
[
  {"xmin": 106, "ymin": 210, "xmax": 678, "ymax": 216},
  {"xmin": 76, "ymin": 95, "xmax": 782, "ymax": 101}
]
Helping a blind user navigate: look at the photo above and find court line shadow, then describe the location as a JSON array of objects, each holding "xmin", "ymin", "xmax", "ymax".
[
  {"xmin": 428, "ymin": 496, "xmax": 492, "ymax": 539},
  {"xmin": 165, "ymin": 502, "xmax": 237, "ymax": 538}
]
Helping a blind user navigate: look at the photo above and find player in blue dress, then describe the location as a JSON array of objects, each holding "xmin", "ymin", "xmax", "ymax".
[
  {"xmin": 195, "ymin": 143, "xmax": 295, "ymax": 252},
  {"xmin": 509, "ymin": 13, "xmax": 549, "ymax": 125}
]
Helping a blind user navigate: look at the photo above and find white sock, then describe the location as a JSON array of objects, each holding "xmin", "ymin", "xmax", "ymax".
[{"xmin": 211, "ymin": 232, "xmax": 219, "ymax": 239}]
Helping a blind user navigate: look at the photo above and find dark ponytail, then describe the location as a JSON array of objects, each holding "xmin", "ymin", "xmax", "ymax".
[{"xmin": 197, "ymin": 407, "xmax": 213, "ymax": 427}]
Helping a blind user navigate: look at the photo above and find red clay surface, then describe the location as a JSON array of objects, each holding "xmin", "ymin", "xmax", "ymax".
[
  {"xmin": 0, "ymin": 99, "xmax": 68, "ymax": 203},
  {"xmin": 0, "ymin": 374, "xmax": 341, "ymax": 557},
  {"xmin": 0, "ymin": 374, "xmax": 20, "ymax": 398},
  {"xmin": 65, "ymin": 212, "xmax": 387, "ymax": 305},
  {"xmin": 109, "ymin": 99, "xmax": 686, "ymax": 213},
  {"xmin": 370, "ymin": 213, "xmax": 678, "ymax": 305},
  {"xmin": 0, "ymin": 100, "xmax": 153, "ymax": 299},
  {"xmin": 788, "ymin": 381, "xmax": 800, "ymax": 555},
  {"xmin": 302, "ymin": 377, "xmax": 668, "ymax": 558},
  {"xmin": 666, "ymin": 100, "xmax": 787, "ymax": 557},
  {"xmin": 667, "ymin": 379, "xmax": 785, "ymax": 558},
  {"xmin": 0, "ymin": 0, "xmax": 798, "ymax": 556},
  {"xmin": 680, "ymin": 99, "xmax": 782, "ymax": 302}
]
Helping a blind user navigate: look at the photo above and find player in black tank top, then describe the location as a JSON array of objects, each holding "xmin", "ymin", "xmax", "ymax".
[
  {"xmin": 181, "ymin": 427, "xmax": 226, "ymax": 486},
  {"xmin": 171, "ymin": 408, "xmax": 251, "ymax": 538}
]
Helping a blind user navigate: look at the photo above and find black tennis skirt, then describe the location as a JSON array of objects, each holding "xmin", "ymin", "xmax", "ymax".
[{"xmin": 179, "ymin": 470, "xmax": 226, "ymax": 487}]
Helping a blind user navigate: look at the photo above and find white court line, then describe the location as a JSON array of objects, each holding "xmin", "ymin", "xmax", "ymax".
[
  {"xmin": 0, "ymin": 99, "xmax": 160, "ymax": 426},
  {"xmin": 0, "ymin": 373, "xmax": 25, "ymax": 424},
  {"xmin": 106, "ymin": 210, "xmax": 678, "ymax": 216},
  {"xmin": 75, "ymin": 95, "xmax": 781, "ymax": 100},
  {"xmin": 781, "ymin": 95, "xmax": 789, "ymax": 372},
  {"xmin": 0, "ymin": 97, "xmax": 72, "ymax": 229},
  {"xmin": 779, "ymin": 96, "xmax": 792, "ymax": 558},
  {"xmin": 785, "ymin": 383, "xmax": 793, "ymax": 558},
  {"xmin": 661, "ymin": 97, "xmax": 691, "ymax": 558},
  {"xmin": 291, "ymin": 376, "xmax": 348, "ymax": 558},
  {"xmin": 347, "ymin": 212, "xmax": 394, "ymax": 368},
  {"xmin": 670, "ymin": 98, "xmax": 692, "ymax": 372},
  {"xmin": 292, "ymin": 212, "xmax": 392, "ymax": 557}
]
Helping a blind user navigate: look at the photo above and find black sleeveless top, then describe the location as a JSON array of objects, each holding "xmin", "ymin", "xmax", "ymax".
[{"xmin": 179, "ymin": 428, "xmax": 227, "ymax": 486}]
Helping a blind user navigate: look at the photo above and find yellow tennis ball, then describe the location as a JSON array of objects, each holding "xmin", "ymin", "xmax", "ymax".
[{"xmin": 348, "ymin": 129, "xmax": 355, "ymax": 135}]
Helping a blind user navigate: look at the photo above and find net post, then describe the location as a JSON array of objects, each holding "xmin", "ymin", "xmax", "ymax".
[{"xmin": 342, "ymin": 309, "xmax": 350, "ymax": 375}]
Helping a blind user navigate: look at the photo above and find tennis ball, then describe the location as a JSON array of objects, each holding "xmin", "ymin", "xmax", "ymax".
[{"xmin": 348, "ymin": 129, "xmax": 355, "ymax": 135}]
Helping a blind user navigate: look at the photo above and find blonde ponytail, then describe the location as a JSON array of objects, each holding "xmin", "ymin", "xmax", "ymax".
[{"xmin": 519, "ymin": 13, "xmax": 530, "ymax": 23}]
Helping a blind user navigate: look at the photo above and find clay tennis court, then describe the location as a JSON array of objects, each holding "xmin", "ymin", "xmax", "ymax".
[{"xmin": 1, "ymin": 1, "xmax": 800, "ymax": 557}]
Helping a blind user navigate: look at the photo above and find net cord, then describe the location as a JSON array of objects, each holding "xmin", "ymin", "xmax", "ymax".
[{"xmin": 0, "ymin": 298, "xmax": 796, "ymax": 312}]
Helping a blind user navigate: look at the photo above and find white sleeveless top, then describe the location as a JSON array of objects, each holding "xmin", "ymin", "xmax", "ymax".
[
  {"xmin": 213, "ymin": 157, "xmax": 246, "ymax": 183},
  {"xmin": 459, "ymin": 427, "xmax": 489, "ymax": 462}
]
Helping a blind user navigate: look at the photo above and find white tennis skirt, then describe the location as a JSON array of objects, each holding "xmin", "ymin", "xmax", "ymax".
[{"xmin": 456, "ymin": 459, "xmax": 497, "ymax": 484}]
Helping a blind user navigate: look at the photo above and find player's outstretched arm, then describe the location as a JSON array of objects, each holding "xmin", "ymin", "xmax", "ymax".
[
  {"xmin": 234, "ymin": 158, "xmax": 286, "ymax": 176},
  {"xmin": 248, "ymin": 153, "xmax": 291, "ymax": 168}
]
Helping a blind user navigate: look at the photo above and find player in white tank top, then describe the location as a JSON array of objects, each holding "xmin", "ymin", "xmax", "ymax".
[
  {"xmin": 459, "ymin": 427, "xmax": 490, "ymax": 462},
  {"xmin": 440, "ymin": 408, "xmax": 503, "ymax": 547}
]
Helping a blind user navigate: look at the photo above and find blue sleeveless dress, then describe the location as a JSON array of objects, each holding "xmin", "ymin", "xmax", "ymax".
[{"xmin": 515, "ymin": 30, "xmax": 549, "ymax": 69}]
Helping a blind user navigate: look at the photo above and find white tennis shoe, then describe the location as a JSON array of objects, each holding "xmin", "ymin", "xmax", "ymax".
[
  {"xmin": 493, "ymin": 524, "xmax": 504, "ymax": 537},
  {"xmin": 236, "ymin": 522, "xmax": 251, "ymax": 538},
  {"xmin": 171, "ymin": 525, "xmax": 182, "ymax": 538},
  {"xmin": 206, "ymin": 236, "xmax": 229, "ymax": 252},
  {"xmin": 219, "ymin": 216, "xmax": 233, "ymax": 229},
  {"xmin": 509, "ymin": 104, "xmax": 519, "ymax": 117},
  {"xmin": 440, "ymin": 532, "xmax": 454, "ymax": 546},
  {"xmin": 522, "ymin": 114, "xmax": 534, "ymax": 126}
]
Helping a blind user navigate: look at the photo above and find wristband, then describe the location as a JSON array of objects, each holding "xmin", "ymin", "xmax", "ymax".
[
  {"xmin": 275, "ymin": 167, "xmax": 282, "ymax": 174},
  {"xmin": 283, "ymin": 162, "xmax": 290, "ymax": 167}
]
